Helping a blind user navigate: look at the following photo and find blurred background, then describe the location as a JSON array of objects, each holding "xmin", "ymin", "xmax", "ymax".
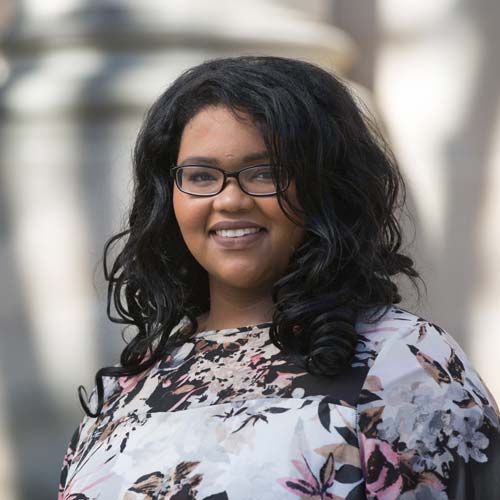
[{"xmin": 0, "ymin": 0, "xmax": 499, "ymax": 498}]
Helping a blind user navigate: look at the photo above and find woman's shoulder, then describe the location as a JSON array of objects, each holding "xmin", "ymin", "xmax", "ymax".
[
  {"xmin": 79, "ymin": 316, "xmax": 205, "ymax": 420},
  {"xmin": 355, "ymin": 305, "xmax": 479, "ymax": 371},
  {"xmin": 355, "ymin": 304, "xmax": 451, "ymax": 344},
  {"xmin": 355, "ymin": 304, "xmax": 499, "ymax": 412},
  {"xmin": 354, "ymin": 305, "xmax": 500, "ymax": 498}
]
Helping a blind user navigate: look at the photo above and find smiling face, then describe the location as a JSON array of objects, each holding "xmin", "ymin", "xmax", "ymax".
[{"xmin": 173, "ymin": 105, "xmax": 306, "ymax": 295}]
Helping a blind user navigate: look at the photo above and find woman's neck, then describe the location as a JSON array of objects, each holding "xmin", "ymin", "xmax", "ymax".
[{"xmin": 196, "ymin": 281, "xmax": 274, "ymax": 333}]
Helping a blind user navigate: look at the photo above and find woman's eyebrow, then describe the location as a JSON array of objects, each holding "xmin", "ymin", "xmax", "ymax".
[{"xmin": 179, "ymin": 151, "xmax": 270, "ymax": 166}]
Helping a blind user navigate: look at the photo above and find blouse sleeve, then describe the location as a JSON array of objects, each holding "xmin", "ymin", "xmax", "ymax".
[
  {"xmin": 58, "ymin": 420, "xmax": 85, "ymax": 499},
  {"xmin": 57, "ymin": 373, "xmax": 119, "ymax": 498},
  {"xmin": 356, "ymin": 320, "xmax": 500, "ymax": 500}
]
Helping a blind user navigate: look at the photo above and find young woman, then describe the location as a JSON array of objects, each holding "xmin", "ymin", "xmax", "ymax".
[{"xmin": 58, "ymin": 56, "xmax": 500, "ymax": 499}]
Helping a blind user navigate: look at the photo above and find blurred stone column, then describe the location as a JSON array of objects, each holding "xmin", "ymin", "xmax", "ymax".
[
  {"xmin": 373, "ymin": 0, "xmax": 500, "ymax": 402},
  {"xmin": 0, "ymin": 1, "xmax": 356, "ymax": 498}
]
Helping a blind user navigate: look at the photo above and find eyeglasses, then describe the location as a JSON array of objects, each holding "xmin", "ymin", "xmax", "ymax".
[{"xmin": 170, "ymin": 164, "xmax": 289, "ymax": 197}]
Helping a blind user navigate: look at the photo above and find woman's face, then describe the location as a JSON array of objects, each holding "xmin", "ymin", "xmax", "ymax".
[{"xmin": 173, "ymin": 105, "xmax": 306, "ymax": 293}]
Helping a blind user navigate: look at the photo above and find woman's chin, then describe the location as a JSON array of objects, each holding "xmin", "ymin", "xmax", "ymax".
[{"xmin": 212, "ymin": 269, "xmax": 271, "ymax": 291}]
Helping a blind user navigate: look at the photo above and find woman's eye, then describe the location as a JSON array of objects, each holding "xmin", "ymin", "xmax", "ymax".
[
  {"xmin": 251, "ymin": 168, "xmax": 273, "ymax": 181},
  {"xmin": 187, "ymin": 172, "xmax": 216, "ymax": 182}
]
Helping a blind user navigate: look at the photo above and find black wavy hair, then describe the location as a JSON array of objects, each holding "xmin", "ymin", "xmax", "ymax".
[{"xmin": 79, "ymin": 55, "xmax": 421, "ymax": 418}]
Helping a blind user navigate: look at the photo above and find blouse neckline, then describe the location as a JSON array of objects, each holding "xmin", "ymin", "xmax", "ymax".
[
  {"xmin": 192, "ymin": 321, "xmax": 274, "ymax": 339},
  {"xmin": 172, "ymin": 316, "xmax": 274, "ymax": 341}
]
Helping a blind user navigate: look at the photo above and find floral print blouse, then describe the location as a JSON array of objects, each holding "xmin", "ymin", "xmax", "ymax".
[{"xmin": 58, "ymin": 306, "xmax": 500, "ymax": 499}]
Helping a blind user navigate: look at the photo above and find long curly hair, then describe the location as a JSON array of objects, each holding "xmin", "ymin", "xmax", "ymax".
[{"xmin": 79, "ymin": 55, "xmax": 421, "ymax": 418}]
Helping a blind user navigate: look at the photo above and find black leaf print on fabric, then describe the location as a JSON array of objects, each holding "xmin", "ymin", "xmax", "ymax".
[
  {"xmin": 299, "ymin": 399, "xmax": 314, "ymax": 409},
  {"xmin": 122, "ymin": 374, "xmax": 150, "ymax": 407},
  {"xmin": 282, "ymin": 478, "xmax": 317, "ymax": 496},
  {"xmin": 452, "ymin": 390, "xmax": 477, "ymax": 409},
  {"xmin": 417, "ymin": 324, "xmax": 427, "ymax": 342},
  {"xmin": 214, "ymin": 406, "xmax": 248, "ymax": 421},
  {"xmin": 278, "ymin": 454, "xmax": 339, "ymax": 498},
  {"xmin": 352, "ymin": 339, "xmax": 378, "ymax": 368},
  {"xmin": 216, "ymin": 386, "xmax": 240, "ymax": 402},
  {"xmin": 175, "ymin": 460, "xmax": 201, "ymax": 480},
  {"xmin": 66, "ymin": 495, "xmax": 91, "ymax": 500},
  {"xmin": 232, "ymin": 413, "xmax": 268, "ymax": 433},
  {"xmin": 319, "ymin": 399, "xmax": 331, "ymax": 432},
  {"xmin": 446, "ymin": 348, "xmax": 465, "ymax": 384},
  {"xmin": 119, "ymin": 431, "xmax": 130, "ymax": 453},
  {"xmin": 266, "ymin": 406, "xmax": 291, "ymax": 414},
  {"xmin": 428, "ymin": 322, "xmax": 447, "ymax": 336},
  {"xmin": 334, "ymin": 464, "xmax": 363, "ymax": 484},
  {"xmin": 67, "ymin": 414, "xmax": 130, "ymax": 485},
  {"xmin": 407, "ymin": 344, "xmax": 451, "ymax": 385},
  {"xmin": 59, "ymin": 464, "xmax": 69, "ymax": 493},
  {"xmin": 334, "ymin": 426, "xmax": 358, "ymax": 447},
  {"xmin": 393, "ymin": 308, "xmax": 407, "ymax": 315},
  {"xmin": 145, "ymin": 379, "xmax": 206, "ymax": 413},
  {"xmin": 203, "ymin": 493, "xmax": 229, "ymax": 500},
  {"xmin": 357, "ymin": 389, "xmax": 383, "ymax": 405},
  {"xmin": 171, "ymin": 482, "xmax": 200, "ymax": 500},
  {"xmin": 345, "ymin": 482, "xmax": 366, "ymax": 500},
  {"xmin": 318, "ymin": 396, "xmax": 339, "ymax": 432},
  {"xmin": 467, "ymin": 376, "xmax": 494, "ymax": 407},
  {"xmin": 319, "ymin": 453, "xmax": 335, "ymax": 489},
  {"xmin": 128, "ymin": 471, "xmax": 164, "ymax": 495}
]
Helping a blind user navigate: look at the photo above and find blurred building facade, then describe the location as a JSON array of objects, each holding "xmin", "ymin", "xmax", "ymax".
[{"xmin": 0, "ymin": 1, "xmax": 499, "ymax": 498}]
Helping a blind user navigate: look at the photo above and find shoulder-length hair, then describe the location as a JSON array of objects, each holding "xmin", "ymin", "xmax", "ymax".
[{"xmin": 79, "ymin": 55, "xmax": 421, "ymax": 417}]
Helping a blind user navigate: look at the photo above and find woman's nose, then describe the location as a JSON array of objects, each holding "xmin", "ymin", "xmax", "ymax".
[{"xmin": 211, "ymin": 177, "xmax": 255, "ymax": 211}]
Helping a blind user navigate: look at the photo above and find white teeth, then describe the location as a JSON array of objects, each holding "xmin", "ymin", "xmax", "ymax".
[{"xmin": 214, "ymin": 227, "xmax": 262, "ymax": 238}]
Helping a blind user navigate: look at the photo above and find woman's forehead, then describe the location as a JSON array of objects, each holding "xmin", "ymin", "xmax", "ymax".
[
  {"xmin": 177, "ymin": 106, "xmax": 269, "ymax": 165},
  {"xmin": 178, "ymin": 150, "xmax": 270, "ymax": 167}
]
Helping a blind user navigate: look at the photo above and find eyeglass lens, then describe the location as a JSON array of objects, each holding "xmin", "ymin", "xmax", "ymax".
[{"xmin": 176, "ymin": 166, "xmax": 282, "ymax": 195}]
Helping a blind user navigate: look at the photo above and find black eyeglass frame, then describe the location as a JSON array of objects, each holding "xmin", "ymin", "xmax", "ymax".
[{"xmin": 170, "ymin": 164, "xmax": 290, "ymax": 197}]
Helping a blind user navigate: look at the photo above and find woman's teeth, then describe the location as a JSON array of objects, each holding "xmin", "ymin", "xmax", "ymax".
[{"xmin": 214, "ymin": 227, "xmax": 262, "ymax": 238}]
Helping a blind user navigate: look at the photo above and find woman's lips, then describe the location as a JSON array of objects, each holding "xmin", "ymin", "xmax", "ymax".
[{"xmin": 210, "ymin": 228, "xmax": 266, "ymax": 249}]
